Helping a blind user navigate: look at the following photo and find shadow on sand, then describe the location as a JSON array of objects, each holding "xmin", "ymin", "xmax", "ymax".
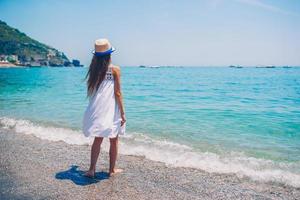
[{"xmin": 55, "ymin": 165, "xmax": 109, "ymax": 186}]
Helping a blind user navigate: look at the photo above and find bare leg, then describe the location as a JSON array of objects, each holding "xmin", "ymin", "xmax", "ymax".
[
  {"xmin": 85, "ymin": 137, "xmax": 103, "ymax": 177},
  {"xmin": 109, "ymin": 136, "xmax": 123, "ymax": 176}
]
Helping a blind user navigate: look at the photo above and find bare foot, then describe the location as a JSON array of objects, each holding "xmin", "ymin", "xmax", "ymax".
[
  {"xmin": 109, "ymin": 168, "xmax": 123, "ymax": 177},
  {"xmin": 84, "ymin": 170, "xmax": 95, "ymax": 178}
]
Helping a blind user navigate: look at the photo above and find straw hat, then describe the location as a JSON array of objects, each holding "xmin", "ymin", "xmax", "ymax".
[{"xmin": 92, "ymin": 38, "xmax": 115, "ymax": 56}]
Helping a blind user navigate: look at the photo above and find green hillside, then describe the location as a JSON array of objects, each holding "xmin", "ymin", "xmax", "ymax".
[{"xmin": 0, "ymin": 20, "xmax": 69, "ymax": 66}]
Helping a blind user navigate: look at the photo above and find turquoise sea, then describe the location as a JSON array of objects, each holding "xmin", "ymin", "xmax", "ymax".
[{"xmin": 1, "ymin": 66, "xmax": 300, "ymax": 187}]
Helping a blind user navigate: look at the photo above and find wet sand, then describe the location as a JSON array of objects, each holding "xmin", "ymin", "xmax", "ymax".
[{"xmin": 0, "ymin": 128, "xmax": 299, "ymax": 200}]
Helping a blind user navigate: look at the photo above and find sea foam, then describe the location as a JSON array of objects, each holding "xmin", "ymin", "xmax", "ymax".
[{"xmin": 1, "ymin": 116, "xmax": 299, "ymax": 188}]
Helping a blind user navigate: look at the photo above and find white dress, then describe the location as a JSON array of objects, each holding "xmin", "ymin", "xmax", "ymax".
[{"xmin": 82, "ymin": 65, "xmax": 125, "ymax": 138}]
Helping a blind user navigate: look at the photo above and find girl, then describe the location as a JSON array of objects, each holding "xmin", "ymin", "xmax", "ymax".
[{"xmin": 83, "ymin": 38, "xmax": 126, "ymax": 177}]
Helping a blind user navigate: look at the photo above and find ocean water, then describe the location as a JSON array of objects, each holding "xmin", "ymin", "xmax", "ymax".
[{"xmin": 1, "ymin": 66, "xmax": 300, "ymax": 187}]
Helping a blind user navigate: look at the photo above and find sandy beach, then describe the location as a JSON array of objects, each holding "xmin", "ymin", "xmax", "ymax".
[
  {"xmin": 0, "ymin": 64, "xmax": 17, "ymax": 68},
  {"xmin": 0, "ymin": 128, "xmax": 299, "ymax": 200}
]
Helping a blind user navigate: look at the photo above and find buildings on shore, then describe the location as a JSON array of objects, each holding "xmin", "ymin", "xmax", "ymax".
[{"xmin": 0, "ymin": 54, "xmax": 83, "ymax": 67}]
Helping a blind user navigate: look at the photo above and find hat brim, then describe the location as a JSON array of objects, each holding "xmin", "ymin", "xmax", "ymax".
[{"xmin": 92, "ymin": 47, "xmax": 115, "ymax": 56}]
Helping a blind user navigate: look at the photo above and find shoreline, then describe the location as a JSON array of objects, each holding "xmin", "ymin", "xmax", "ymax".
[
  {"xmin": 0, "ymin": 63, "xmax": 19, "ymax": 68},
  {"xmin": 1, "ymin": 128, "xmax": 299, "ymax": 199},
  {"xmin": 1, "ymin": 117, "xmax": 300, "ymax": 188}
]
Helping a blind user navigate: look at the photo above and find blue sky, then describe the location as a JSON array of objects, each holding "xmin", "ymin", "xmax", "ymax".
[{"xmin": 0, "ymin": 0, "xmax": 299, "ymax": 66}]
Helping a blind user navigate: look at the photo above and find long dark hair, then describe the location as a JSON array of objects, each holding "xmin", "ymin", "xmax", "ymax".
[{"xmin": 85, "ymin": 54, "xmax": 111, "ymax": 96}]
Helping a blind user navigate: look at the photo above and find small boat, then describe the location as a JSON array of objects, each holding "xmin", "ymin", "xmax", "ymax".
[{"xmin": 229, "ymin": 65, "xmax": 243, "ymax": 68}]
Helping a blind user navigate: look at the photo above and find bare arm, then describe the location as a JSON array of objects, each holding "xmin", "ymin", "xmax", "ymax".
[{"xmin": 112, "ymin": 66, "xmax": 126, "ymax": 125}]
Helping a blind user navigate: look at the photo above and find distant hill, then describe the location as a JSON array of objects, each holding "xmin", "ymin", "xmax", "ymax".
[{"xmin": 0, "ymin": 20, "xmax": 70, "ymax": 66}]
